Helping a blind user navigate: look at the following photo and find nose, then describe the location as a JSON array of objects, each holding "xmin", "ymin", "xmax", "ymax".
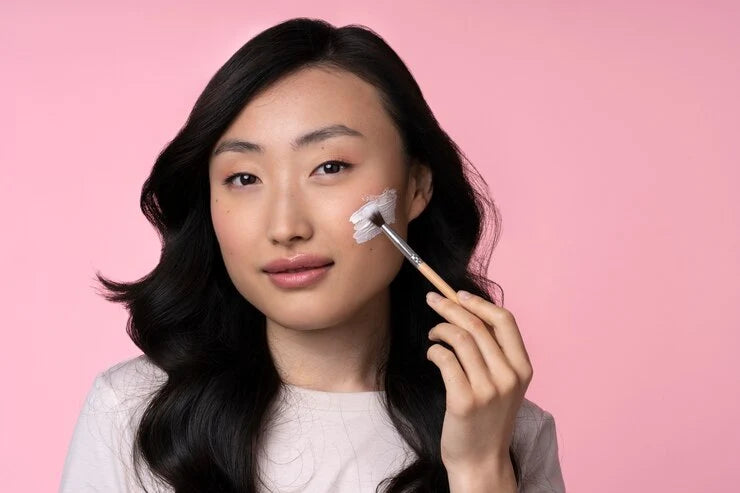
[{"xmin": 265, "ymin": 183, "xmax": 313, "ymax": 246}]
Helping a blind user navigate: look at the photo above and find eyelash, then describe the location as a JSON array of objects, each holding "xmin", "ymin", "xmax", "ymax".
[{"xmin": 223, "ymin": 159, "xmax": 353, "ymax": 188}]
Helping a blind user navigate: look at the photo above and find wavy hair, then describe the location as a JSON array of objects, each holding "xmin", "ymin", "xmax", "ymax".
[{"xmin": 96, "ymin": 17, "xmax": 513, "ymax": 492}]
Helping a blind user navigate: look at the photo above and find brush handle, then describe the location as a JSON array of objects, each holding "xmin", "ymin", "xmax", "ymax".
[
  {"xmin": 379, "ymin": 224, "xmax": 460, "ymax": 304},
  {"xmin": 417, "ymin": 261, "xmax": 460, "ymax": 304}
]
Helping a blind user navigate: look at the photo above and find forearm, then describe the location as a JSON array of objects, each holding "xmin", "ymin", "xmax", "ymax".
[{"xmin": 447, "ymin": 459, "xmax": 518, "ymax": 493}]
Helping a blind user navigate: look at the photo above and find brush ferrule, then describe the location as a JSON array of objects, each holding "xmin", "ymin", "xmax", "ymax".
[{"xmin": 380, "ymin": 224, "xmax": 422, "ymax": 266}]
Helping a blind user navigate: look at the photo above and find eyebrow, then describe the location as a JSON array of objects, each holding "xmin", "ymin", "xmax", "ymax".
[{"xmin": 211, "ymin": 124, "xmax": 364, "ymax": 157}]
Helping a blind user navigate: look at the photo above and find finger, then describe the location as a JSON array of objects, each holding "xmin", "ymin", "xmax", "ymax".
[
  {"xmin": 426, "ymin": 291, "xmax": 516, "ymax": 384},
  {"xmin": 426, "ymin": 342, "xmax": 474, "ymax": 411},
  {"xmin": 456, "ymin": 290, "xmax": 533, "ymax": 382},
  {"xmin": 429, "ymin": 322, "xmax": 495, "ymax": 396}
]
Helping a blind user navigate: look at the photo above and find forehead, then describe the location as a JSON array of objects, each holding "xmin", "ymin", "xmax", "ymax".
[{"xmin": 218, "ymin": 67, "xmax": 400, "ymax": 149}]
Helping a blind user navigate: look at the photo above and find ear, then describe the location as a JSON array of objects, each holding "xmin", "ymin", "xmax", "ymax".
[{"xmin": 406, "ymin": 159, "xmax": 433, "ymax": 222}]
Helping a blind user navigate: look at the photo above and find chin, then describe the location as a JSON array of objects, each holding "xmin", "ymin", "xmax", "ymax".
[
  {"xmin": 264, "ymin": 310, "xmax": 346, "ymax": 332},
  {"xmin": 255, "ymin": 295, "xmax": 347, "ymax": 330}
]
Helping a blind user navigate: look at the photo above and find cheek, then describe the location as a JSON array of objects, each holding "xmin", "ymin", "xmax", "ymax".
[
  {"xmin": 211, "ymin": 199, "xmax": 257, "ymax": 258},
  {"xmin": 342, "ymin": 212, "xmax": 406, "ymax": 284},
  {"xmin": 211, "ymin": 201, "xmax": 233, "ymax": 248},
  {"xmin": 350, "ymin": 239, "xmax": 406, "ymax": 302}
]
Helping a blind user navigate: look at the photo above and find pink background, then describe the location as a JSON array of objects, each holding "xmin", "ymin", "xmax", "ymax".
[{"xmin": 3, "ymin": 1, "xmax": 739, "ymax": 491}]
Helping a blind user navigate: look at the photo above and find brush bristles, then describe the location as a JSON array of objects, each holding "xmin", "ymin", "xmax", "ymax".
[{"xmin": 369, "ymin": 209, "xmax": 385, "ymax": 227}]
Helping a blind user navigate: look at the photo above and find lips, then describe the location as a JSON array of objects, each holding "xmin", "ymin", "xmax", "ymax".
[
  {"xmin": 262, "ymin": 254, "xmax": 334, "ymax": 274},
  {"xmin": 265, "ymin": 263, "xmax": 333, "ymax": 289},
  {"xmin": 279, "ymin": 265, "xmax": 328, "ymax": 273}
]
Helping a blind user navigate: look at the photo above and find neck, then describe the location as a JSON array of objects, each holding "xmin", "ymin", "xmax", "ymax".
[{"xmin": 266, "ymin": 288, "xmax": 390, "ymax": 392}]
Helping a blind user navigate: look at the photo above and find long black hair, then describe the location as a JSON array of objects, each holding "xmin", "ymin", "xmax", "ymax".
[{"xmin": 96, "ymin": 17, "xmax": 515, "ymax": 492}]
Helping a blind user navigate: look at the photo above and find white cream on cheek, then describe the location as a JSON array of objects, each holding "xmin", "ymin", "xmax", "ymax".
[{"xmin": 348, "ymin": 187, "xmax": 398, "ymax": 244}]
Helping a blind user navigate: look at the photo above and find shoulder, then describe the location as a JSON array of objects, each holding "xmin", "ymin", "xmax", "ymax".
[
  {"xmin": 511, "ymin": 396, "xmax": 566, "ymax": 491},
  {"xmin": 512, "ymin": 396, "xmax": 556, "ymax": 456},
  {"xmin": 96, "ymin": 354, "xmax": 167, "ymax": 404},
  {"xmin": 515, "ymin": 396, "xmax": 555, "ymax": 424},
  {"xmin": 60, "ymin": 355, "xmax": 170, "ymax": 491},
  {"xmin": 84, "ymin": 354, "xmax": 167, "ymax": 427},
  {"xmin": 512, "ymin": 395, "xmax": 558, "ymax": 453}
]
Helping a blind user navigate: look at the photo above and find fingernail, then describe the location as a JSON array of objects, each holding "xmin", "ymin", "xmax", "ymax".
[
  {"xmin": 457, "ymin": 290, "xmax": 472, "ymax": 300},
  {"xmin": 426, "ymin": 291, "xmax": 441, "ymax": 303}
]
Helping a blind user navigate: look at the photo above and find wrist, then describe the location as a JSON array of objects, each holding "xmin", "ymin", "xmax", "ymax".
[{"xmin": 447, "ymin": 458, "xmax": 517, "ymax": 493}]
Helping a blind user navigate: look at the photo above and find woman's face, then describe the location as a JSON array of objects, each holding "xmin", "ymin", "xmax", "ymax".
[{"xmin": 208, "ymin": 67, "xmax": 432, "ymax": 330}]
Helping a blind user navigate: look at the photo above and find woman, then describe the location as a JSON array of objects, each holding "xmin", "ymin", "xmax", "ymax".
[{"xmin": 60, "ymin": 17, "xmax": 565, "ymax": 493}]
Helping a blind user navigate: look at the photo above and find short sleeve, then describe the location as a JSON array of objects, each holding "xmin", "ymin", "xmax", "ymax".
[
  {"xmin": 59, "ymin": 372, "xmax": 134, "ymax": 492},
  {"xmin": 518, "ymin": 412, "xmax": 566, "ymax": 493}
]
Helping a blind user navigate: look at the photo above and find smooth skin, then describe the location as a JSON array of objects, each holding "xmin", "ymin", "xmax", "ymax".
[
  {"xmin": 426, "ymin": 289, "xmax": 534, "ymax": 491},
  {"xmin": 209, "ymin": 66, "xmax": 433, "ymax": 393}
]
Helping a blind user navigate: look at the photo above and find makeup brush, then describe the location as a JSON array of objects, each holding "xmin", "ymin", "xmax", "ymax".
[{"xmin": 366, "ymin": 206, "xmax": 460, "ymax": 305}]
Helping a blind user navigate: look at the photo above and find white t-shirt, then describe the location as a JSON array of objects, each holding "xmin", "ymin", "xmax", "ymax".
[{"xmin": 59, "ymin": 355, "xmax": 565, "ymax": 492}]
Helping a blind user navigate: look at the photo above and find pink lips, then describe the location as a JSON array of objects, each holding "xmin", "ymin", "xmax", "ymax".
[
  {"xmin": 261, "ymin": 253, "xmax": 334, "ymax": 289},
  {"xmin": 265, "ymin": 264, "xmax": 333, "ymax": 289}
]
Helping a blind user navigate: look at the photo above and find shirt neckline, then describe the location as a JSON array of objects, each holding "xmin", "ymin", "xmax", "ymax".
[{"xmin": 281, "ymin": 383, "xmax": 386, "ymax": 412}]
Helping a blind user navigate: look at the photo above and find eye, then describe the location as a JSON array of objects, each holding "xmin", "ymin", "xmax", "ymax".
[
  {"xmin": 223, "ymin": 173, "xmax": 259, "ymax": 187},
  {"xmin": 223, "ymin": 160, "xmax": 352, "ymax": 188},
  {"xmin": 314, "ymin": 160, "xmax": 352, "ymax": 176}
]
